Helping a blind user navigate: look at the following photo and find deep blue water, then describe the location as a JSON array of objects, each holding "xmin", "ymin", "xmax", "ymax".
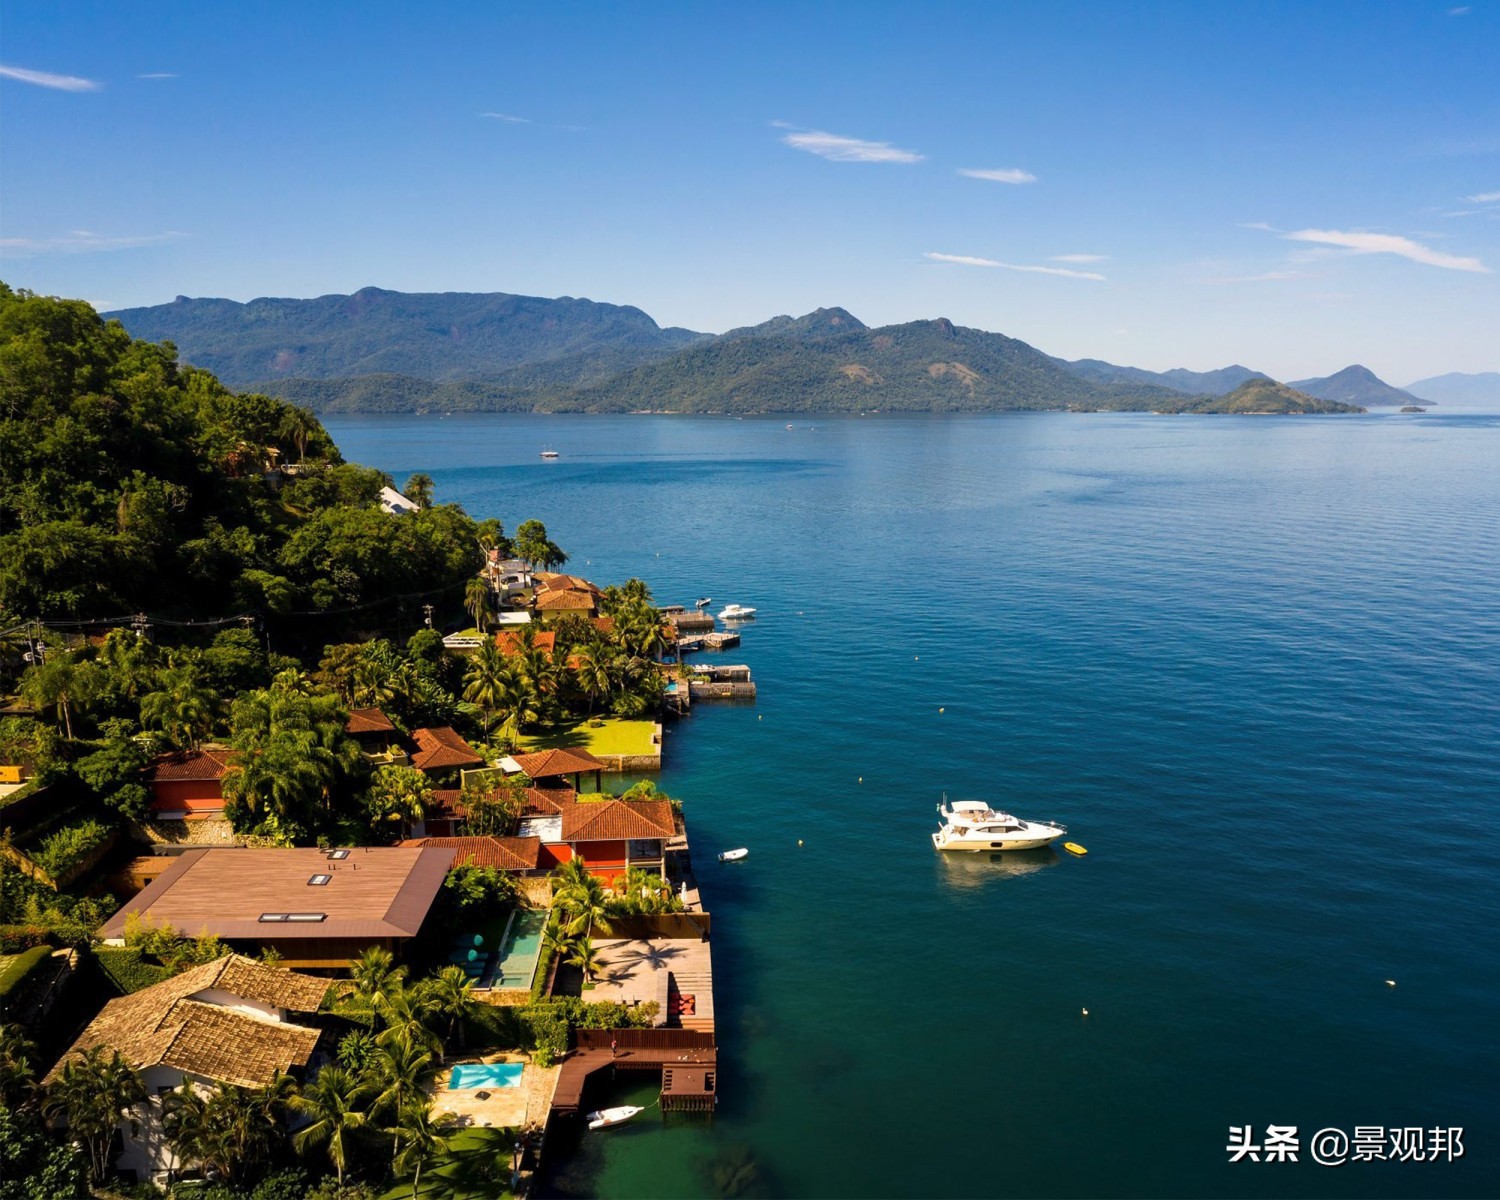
[{"xmin": 325, "ymin": 411, "xmax": 1500, "ymax": 1199}]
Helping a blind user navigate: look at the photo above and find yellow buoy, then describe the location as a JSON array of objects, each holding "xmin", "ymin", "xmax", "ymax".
[
  {"xmin": 938, "ymin": 707, "xmax": 945, "ymax": 713},
  {"xmin": 1064, "ymin": 842, "xmax": 1088, "ymax": 856}
]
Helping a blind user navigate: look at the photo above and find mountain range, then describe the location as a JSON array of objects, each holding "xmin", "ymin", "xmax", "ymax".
[
  {"xmin": 104, "ymin": 287, "xmax": 1394, "ymax": 416},
  {"xmin": 1403, "ymin": 372, "xmax": 1500, "ymax": 405}
]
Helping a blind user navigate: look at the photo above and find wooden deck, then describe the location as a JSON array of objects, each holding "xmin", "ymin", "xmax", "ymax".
[{"xmin": 550, "ymin": 1030, "xmax": 717, "ymax": 1116}]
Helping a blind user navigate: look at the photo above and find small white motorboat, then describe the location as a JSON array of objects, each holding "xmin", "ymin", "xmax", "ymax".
[
  {"xmin": 718, "ymin": 848, "xmax": 749, "ymax": 862},
  {"xmin": 695, "ymin": 597, "xmax": 713, "ymax": 608},
  {"xmin": 586, "ymin": 1105, "xmax": 643, "ymax": 1130},
  {"xmin": 540, "ymin": 449, "xmax": 560, "ymax": 459},
  {"xmin": 718, "ymin": 604, "xmax": 756, "ymax": 621}
]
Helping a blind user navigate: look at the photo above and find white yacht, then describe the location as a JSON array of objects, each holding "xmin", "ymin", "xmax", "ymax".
[
  {"xmin": 931, "ymin": 800, "xmax": 1066, "ymax": 852},
  {"xmin": 718, "ymin": 604, "xmax": 756, "ymax": 621},
  {"xmin": 540, "ymin": 449, "xmax": 560, "ymax": 459}
]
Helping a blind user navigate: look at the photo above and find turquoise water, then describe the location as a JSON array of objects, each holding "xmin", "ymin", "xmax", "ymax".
[
  {"xmin": 449, "ymin": 1062, "xmax": 525, "ymax": 1089},
  {"xmin": 326, "ymin": 412, "xmax": 1500, "ymax": 1198},
  {"xmin": 495, "ymin": 907, "xmax": 548, "ymax": 990}
]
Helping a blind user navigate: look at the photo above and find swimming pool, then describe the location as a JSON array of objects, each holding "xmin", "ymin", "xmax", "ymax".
[
  {"xmin": 448, "ymin": 1062, "xmax": 524, "ymax": 1089},
  {"xmin": 493, "ymin": 908, "xmax": 548, "ymax": 990}
]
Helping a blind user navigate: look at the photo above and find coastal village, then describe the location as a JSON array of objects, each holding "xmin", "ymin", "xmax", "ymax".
[{"xmin": 0, "ymin": 475, "xmax": 757, "ymax": 1198}]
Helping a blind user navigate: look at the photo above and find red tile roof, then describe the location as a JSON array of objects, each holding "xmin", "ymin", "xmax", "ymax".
[
  {"xmin": 512, "ymin": 746, "xmax": 607, "ymax": 779},
  {"xmin": 345, "ymin": 708, "xmax": 396, "ymax": 735},
  {"xmin": 401, "ymin": 836, "xmax": 541, "ymax": 872},
  {"xmin": 411, "ymin": 727, "xmax": 483, "ymax": 771},
  {"xmin": 591, "ymin": 616, "xmax": 616, "ymax": 635},
  {"xmin": 561, "ymin": 797, "xmax": 675, "ymax": 843},
  {"xmin": 524, "ymin": 785, "xmax": 577, "ymax": 814},
  {"xmin": 534, "ymin": 589, "xmax": 596, "ymax": 611},
  {"xmin": 146, "ymin": 748, "xmax": 232, "ymax": 783},
  {"xmin": 425, "ymin": 788, "xmax": 466, "ymax": 819},
  {"xmin": 496, "ymin": 630, "xmax": 557, "ymax": 655}
]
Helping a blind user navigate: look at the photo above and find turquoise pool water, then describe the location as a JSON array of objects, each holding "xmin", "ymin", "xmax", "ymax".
[
  {"xmin": 449, "ymin": 1062, "xmax": 524, "ymax": 1090},
  {"xmin": 494, "ymin": 907, "xmax": 548, "ymax": 990}
]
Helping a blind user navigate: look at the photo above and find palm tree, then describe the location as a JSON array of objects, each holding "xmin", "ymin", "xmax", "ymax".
[
  {"xmin": 369, "ymin": 1040, "xmax": 433, "ymax": 1168},
  {"xmin": 374, "ymin": 982, "xmax": 441, "ymax": 1053},
  {"xmin": 566, "ymin": 936, "xmax": 603, "ymax": 982},
  {"xmin": 140, "ymin": 667, "xmax": 216, "ymax": 750},
  {"xmin": 277, "ymin": 405, "xmax": 320, "ymax": 463},
  {"xmin": 549, "ymin": 855, "xmax": 592, "ymax": 891},
  {"xmin": 571, "ymin": 642, "xmax": 614, "ymax": 718},
  {"xmin": 289, "ymin": 1066, "xmax": 372, "ymax": 1188},
  {"xmin": 465, "ymin": 574, "xmax": 492, "ymax": 633},
  {"xmin": 403, "ymin": 473, "xmax": 435, "ymax": 507},
  {"xmin": 462, "ymin": 640, "xmax": 507, "ymax": 738},
  {"xmin": 44, "ymin": 1047, "xmax": 146, "ymax": 1183},
  {"xmin": 389, "ymin": 1099, "xmax": 452, "ymax": 1199},
  {"xmin": 425, "ymin": 966, "xmax": 478, "ymax": 1051},
  {"xmin": 553, "ymin": 872, "xmax": 615, "ymax": 938},
  {"xmin": 541, "ymin": 922, "xmax": 576, "ymax": 964},
  {"xmin": 349, "ymin": 947, "xmax": 407, "ymax": 1016}
]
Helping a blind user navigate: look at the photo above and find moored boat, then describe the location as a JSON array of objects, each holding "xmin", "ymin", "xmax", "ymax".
[
  {"xmin": 931, "ymin": 800, "xmax": 1066, "ymax": 852},
  {"xmin": 718, "ymin": 604, "xmax": 756, "ymax": 621},
  {"xmin": 718, "ymin": 848, "xmax": 749, "ymax": 862},
  {"xmin": 540, "ymin": 449, "xmax": 560, "ymax": 459},
  {"xmin": 586, "ymin": 1105, "xmax": 644, "ymax": 1130},
  {"xmin": 695, "ymin": 597, "xmax": 713, "ymax": 608}
]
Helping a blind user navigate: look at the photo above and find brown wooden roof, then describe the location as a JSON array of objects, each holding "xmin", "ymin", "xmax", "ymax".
[
  {"xmin": 45, "ymin": 954, "xmax": 326, "ymax": 1088},
  {"xmin": 561, "ymin": 797, "xmax": 675, "ymax": 842},
  {"xmin": 145, "ymin": 747, "xmax": 232, "ymax": 783},
  {"xmin": 512, "ymin": 746, "xmax": 606, "ymax": 779},
  {"xmin": 98, "ymin": 847, "xmax": 454, "ymax": 941},
  {"xmin": 400, "ymin": 836, "xmax": 541, "ymax": 872},
  {"xmin": 411, "ymin": 726, "xmax": 483, "ymax": 771},
  {"xmin": 344, "ymin": 707, "xmax": 396, "ymax": 735}
]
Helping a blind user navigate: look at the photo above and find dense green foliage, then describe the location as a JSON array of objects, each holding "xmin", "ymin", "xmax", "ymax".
[
  {"xmin": 30, "ymin": 818, "xmax": 113, "ymax": 881},
  {"xmin": 106, "ymin": 286, "xmax": 705, "ymax": 387},
  {"xmin": 0, "ymin": 283, "xmax": 484, "ymax": 623},
  {"xmin": 1057, "ymin": 357, "xmax": 1268, "ymax": 395}
]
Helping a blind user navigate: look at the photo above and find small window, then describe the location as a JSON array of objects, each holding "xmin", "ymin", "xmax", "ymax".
[
  {"xmin": 327, "ymin": 849, "xmax": 350, "ymax": 860},
  {"xmin": 258, "ymin": 913, "xmax": 289, "ymax": 923},
  {"xmin": 308, "ymin": 874, "xmax": 331, "ymax": 886},
  {"xmin": 284, "ymin": 912, "xmax": 327, "ymax": 923}
]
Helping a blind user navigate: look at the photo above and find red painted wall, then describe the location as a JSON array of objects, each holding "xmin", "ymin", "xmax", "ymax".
[{"xmin": 150, "ymin": 779, "xmax": 225, "ymax": 815}]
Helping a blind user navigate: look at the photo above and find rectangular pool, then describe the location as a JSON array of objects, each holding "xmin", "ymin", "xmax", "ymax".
[
  {"xmin": 448, "ymin": 1062, "xmax": 525, "ymax": 1090},
  {"xmin": 492, "ymin": 907, "xmax": 548, "ymax": 990}
]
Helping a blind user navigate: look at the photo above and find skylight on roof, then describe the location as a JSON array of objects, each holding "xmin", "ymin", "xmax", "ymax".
[
  {"xmin": 327, "ymin": 849, "xmax": 350, "ymax": 860},
  {"xmin": 284, "ymin": 913, "xmax": 327, "ymax": 922},
  {"xmin": 308, "ymin": 874, "xmax": 331, "ymax": 886}
]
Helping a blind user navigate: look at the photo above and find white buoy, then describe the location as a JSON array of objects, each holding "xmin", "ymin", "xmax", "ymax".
[
  {"xmin": 939, "ymin": 707, "xmax": 945, "ymax": 713},
  {"xmin": 1081, "ymin": 1007, "xmax": 1089, "ymax": 1017},
  {"xmin": 1385, "ymin": 979, "xmax": 1396, "ymax": 987},
  {"xmin": 858, "ymin": 776, "xmax": 863, "ymax": 783},
  {"xmin": 797, "ymin": 839, "xmax": 804, "ymax": 846}
]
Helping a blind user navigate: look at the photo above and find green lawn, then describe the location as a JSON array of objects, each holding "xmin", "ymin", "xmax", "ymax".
[
  {"xmin": 518, "ymin": 718, "xmax": 656, "ymax": 759},
  {"xmin": 378, "ymin": 1126, "xmax": 518, "ymax": 1200}
]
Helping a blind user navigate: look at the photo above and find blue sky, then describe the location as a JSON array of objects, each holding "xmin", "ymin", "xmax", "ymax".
[{"xmin": 2, "ymin": 1, "xmax": 1496, "ymax": 382}]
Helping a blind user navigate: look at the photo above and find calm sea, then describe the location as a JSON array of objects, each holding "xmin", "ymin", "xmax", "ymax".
[{"xmin": 324, "ymin": 410, "xmax": 1500, "ymax": 1199}]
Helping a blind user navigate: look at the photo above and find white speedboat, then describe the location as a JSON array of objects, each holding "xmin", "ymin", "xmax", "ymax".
[
  {"xmin": 540, "ymin": 449, "xmax": 559, "ymax": 459},
  {"xmin": 586, "ymin": 1105, "xmax": 643, "ymax": 1130},
  {"xmin": 695, "ymin": 597, "xmax": 713, "ymax": 608},
  {"xmin": 718, "ymin": 848, "xmax": 749, "ymax": 862},
  {"xmin": 718, "ymin": 604, "xmax": 756, "ymax": 621},
  {"xmin": 931, "ymin": 800, "xmax": 1066, "ymax": 852}
]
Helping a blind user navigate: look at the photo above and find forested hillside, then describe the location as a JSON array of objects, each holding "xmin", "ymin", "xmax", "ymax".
[{"xmin": 0, "ymin": 283, "xmax": 483, "ymax": 626}]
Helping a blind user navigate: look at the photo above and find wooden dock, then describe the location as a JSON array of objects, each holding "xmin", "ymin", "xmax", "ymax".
[
  {"xmin": 667, "ymin": 612, "xmax": 716, "ymax": 634},
  {"xmin": 550, "ymin": 1029, "xmax": 717, "ymax": 1117},
  {"xmin": 688, "ymin": 680, "xmax": 756, "ymax": 700},
  {"xmin": 701, "ymin": 631, "xmax": 739, "ymax": 650}
]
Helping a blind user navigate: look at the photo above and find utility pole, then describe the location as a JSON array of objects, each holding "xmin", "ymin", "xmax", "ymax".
[
  {"xmin": 423, "ymin": 603, "xmax": 434, "ymax": 629},
  {"xmin": 131, "ymin": 612, "xmax": 150, "ymax": 641}
]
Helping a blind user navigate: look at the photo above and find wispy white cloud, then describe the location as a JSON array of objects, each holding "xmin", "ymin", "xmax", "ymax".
[
  {"xmin": 137, "ymin": 73, "xmax": 177, "ymax": 80},
  {"xmin": 0, "ymin": 64, "xmax": 102, "ymax": 92},
  {"xmin": 1051, "ymin": 253, "xmax": 1108, "ymax": 263},
  {"xmin": 925, "ymin": 251, "xmax": 1106, "ymax": 281},
  {"xmin": 1448, "ymin": 6, "xmax": 1471, "ymax": 14},
  {"xmin": 958, "ymin": 167, "xmax": 1036, "ymax": 185},
  {"xmin": 1463, "ymin": 190, "xmax": 1500, "ymax": 203},
  {"xmin": 0, "ymin": 230, "xmax": 189, "ymax": 258},
  {"xmin": 1280, "ymin": 227, "xmax": 1490, "ymax": 273},
  {"xmin": 782, "ymin": 128, "xmax": 922, "ymax": 164},
  {"xmin": 480, "ymin": 112, "xmax": 530, "ymax": 123}
]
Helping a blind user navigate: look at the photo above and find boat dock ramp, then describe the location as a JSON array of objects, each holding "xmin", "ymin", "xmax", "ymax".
[{"xmin": 551, "ymin": 1029, "xmax": 717, "ymax": 1118}]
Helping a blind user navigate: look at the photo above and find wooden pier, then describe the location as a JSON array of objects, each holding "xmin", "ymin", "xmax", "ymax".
[
  {"xmin": 550, "ymin": 1029, "xmax": 717, "ymax": 1118},
  {"xmin": 667, "ymin": 611, "xmax": 716, "ymax": 634},
  {"xmin": 688, "ymin": 680, "xmax": 756, "ymax": 700},
  {"xmin": 701, "ymin": 630, "xmax": 739, "ymax": 650}
]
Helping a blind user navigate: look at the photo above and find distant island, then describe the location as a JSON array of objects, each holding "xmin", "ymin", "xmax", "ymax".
[{"xmin": 106, "ymin": 287, "xmax": 1374, "ymax": 416}]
